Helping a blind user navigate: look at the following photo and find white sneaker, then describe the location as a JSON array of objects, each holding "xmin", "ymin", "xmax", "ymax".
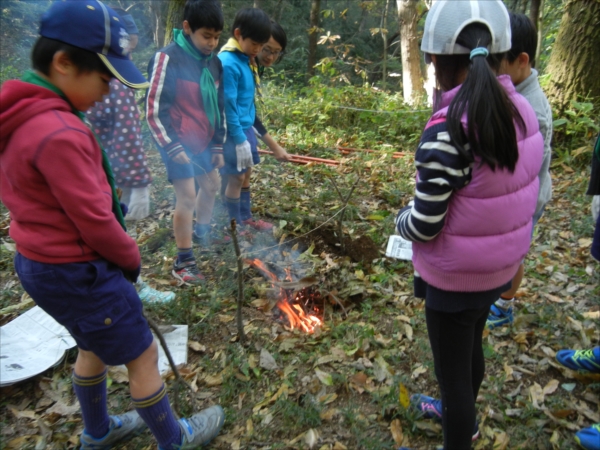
[
  {"xmin": 177, "ymin": 405, "xmax": 225, "ymax": 448},
  {"xmin": 137, "ymin": 281, "xmax": 175, "ymax": 303}
]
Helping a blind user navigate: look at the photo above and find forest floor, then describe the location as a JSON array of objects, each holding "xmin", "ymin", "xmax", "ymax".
[{"xmin": 0, "ymin": 143, "xmax": 598, "ymax": 450}]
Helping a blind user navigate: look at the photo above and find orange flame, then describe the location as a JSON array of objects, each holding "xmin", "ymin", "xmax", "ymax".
[{"xmin": 245, "ymin": 258, "xmax": 322, "ymax": 333}]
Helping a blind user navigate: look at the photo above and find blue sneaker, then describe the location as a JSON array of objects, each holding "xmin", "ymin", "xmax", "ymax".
[
  {"xmin": 556, "ymin": 348, "xmax": 600, "ymax": 373},
  {"xmin": 575, "ymin": 423, "xmax": 600, "ymax": 450},
  {"xmin": 178, "ymin": 405, "xmax": 225, "ymax": 449},
  {"xmin": 411, "ymin": 394, "xmax": 442, "ymax": 420},
  {"xmin": 80, "ymin": 410, "xmax": 147, "ymax": 449},
  {"xmin": 486, "ymin": 304, "xmax": 514, "ymax": 329},
  {"xmin": 410, "ymin": 394, "xmax": 479, "ymax": 441}
]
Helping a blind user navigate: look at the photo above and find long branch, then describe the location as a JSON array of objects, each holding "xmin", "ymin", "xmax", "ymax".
[{"xmin": 230, "ymin": 219, "xmax": 246, "ymax": 344}]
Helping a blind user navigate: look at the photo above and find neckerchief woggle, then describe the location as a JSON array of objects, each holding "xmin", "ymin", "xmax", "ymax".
[
  {"xmin": 173, "ymin": 29, "xmax": 220, "ymax": 129},
  {"xmin": 21, "ymin": 70, "xmax": 127, "ymax": 230}
]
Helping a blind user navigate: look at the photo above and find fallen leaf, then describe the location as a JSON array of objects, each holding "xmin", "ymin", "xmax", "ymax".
[
  {"xmin": 493, "ymin": 430, "xmax": 510, "ymax": 450},
  {"xmin": 203, "ymin": 374, "xmax": 223, "ymax": 386},
  {"xmin": 320, "ymin": 408, "xmax": 340, "ymax": 421},
  {"xmin": 542, "ymin": 379, "xmax": 559, "ymax": 396},
  {"xmin": 259, "ymin": 348, "xmax": 279, "ymax": 371},
  {"xmin": 529, "ymin": 382, "xmax": 544, "ymax": 408},
  {"xmin": 390, "ymin": 419, "xmax": 403, "ymax": 445},
  {"xmin": 398, "ymin": 382, "xmax": 410, "ymax": 409},
  {"xmin": 188, "ymin": 341, "xmax": 206, "ymax": 352},
  {"xmin": 374, "ymin": 355, "xmax": 394, "ymax": 382},
  {"xmin": 318, "ymin": 393, "xmax": 338, "ymax": 405},
  {"xmin": 44, "ymin": 400, "xmax": 79, "ymax": 417},
  {"xmin": 304, "ymin": 429, "xmax": 319, "ymax": 448},
  {"xmin": 411, "ymin": 364, "xmax": 427, "ymax": 379},
  {"xmin": 315, "ymin": 368, "xmax": 333, "ymax": 386}
]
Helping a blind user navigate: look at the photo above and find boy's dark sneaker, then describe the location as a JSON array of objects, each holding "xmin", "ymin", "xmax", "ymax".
[
  {"xmin": 175, "ymin": 405, "xmax": 225, "ymax": 449},
  {"xmin": 242, "ymin": 218, "xmax": 273, "ymax": 232},
  {"xmin": 172, "ymin": 258, "xmax": 205, "ymax": 284},
  {"xmin": 556, "ymin": 347, "xmax": 600, "ymax": 373},
  {"xmin": 411, "ymin": 394, "xmax": 479, "ymax": 441},
  {"xmin": 486, "ymin": 304, "xmax": 514, "ymax": 329},
  {"xmin": 80, "ymin": 410, "xmax": 147, "ymax": 449}
]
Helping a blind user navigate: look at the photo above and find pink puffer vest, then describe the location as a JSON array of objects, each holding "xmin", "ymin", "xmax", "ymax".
[{"xmin": 412, "ymin": 75, "xmax": 543, "ymax": 292}]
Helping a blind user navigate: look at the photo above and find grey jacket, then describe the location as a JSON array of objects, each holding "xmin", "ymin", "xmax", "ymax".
[{"xmin": 516, "ymin": 69, "xmax": 552, "ymax": 216}]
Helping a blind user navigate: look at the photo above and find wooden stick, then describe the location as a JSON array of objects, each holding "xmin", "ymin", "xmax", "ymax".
[
  {"xmin": 230, "ymin": 219, "xmax": 246, "ymax": 344},
  {"xmin": 143, "ymin": 311, "xmax": 196, "ymax": 416}
]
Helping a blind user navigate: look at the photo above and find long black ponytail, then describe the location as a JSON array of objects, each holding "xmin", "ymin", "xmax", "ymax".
[{"xmin": 437, "ymin": 23, "xmax": 525, "ymax": 172}]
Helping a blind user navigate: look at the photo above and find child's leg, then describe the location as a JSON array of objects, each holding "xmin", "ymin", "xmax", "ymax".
[
  {"xmin": 172, "ymin": 177, "xmax": 196, "ymax": 258},
  {"xmin": 224, "ymin": 173, "xmax": 245, "ymax": 225},
  {"xmin": 425, "ymin": 306, "xmax": 489, "ymax": 450},
  {"xmin": 195, "ymin": 170, "xmax": 220, "ymax": 232},
  {"xmin": 240, "ymin": 169, "xmax": 252, "ymax": 221},
  {"xmin": 73, "ymin": 349, "xmax": 110, "ymax": 438},
  {"xmin": 127, "ymin": 340, "xmax": 182, "ymax": 449}
]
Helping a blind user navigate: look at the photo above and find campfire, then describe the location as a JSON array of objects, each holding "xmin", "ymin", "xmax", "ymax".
[{"xmin": 245, "ymin": 258, "xmax": 323, "ymax": 333}]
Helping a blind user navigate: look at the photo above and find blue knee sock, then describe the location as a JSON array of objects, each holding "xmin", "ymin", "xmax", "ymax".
[
  {"xmin": 72, "ymin": 370, "xmax": 110, "ymax": 439},
  {"xmin": 225, "ymin": 196, "xmax": 242, "ymax": 225},
  {"xmin": 240, "ymin": 187, "xmax": 251, "ymax": 221},
  {"xmin": 177, "ymin": 247, "xmax": 193, "ymax": 263},
  {"xmin": 132, "ymin": 384, "xmax": 181, "ymax": 449}
]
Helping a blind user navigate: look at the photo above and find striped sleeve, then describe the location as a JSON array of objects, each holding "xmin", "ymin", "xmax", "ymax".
[
  {"xmin": 146, "ymin": 52, "xmax": 184, "ymax": 158},
  {"xmin": 397, "ymin": 124, "xmax": 472, "ymax": 242}
]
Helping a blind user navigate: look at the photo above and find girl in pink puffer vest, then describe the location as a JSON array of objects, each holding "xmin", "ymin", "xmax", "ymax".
[{"xmin": 394, "ymin": 1, "xmax": 543, "ymax": 449}]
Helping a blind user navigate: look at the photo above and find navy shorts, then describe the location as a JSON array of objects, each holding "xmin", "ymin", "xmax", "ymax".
[
  {"xmin": 220, "ymin": 128, "xmax": 260, "ymax": 175},
  {"xmin": 159, "ymin": 147, "xmax": 215, "ymax": 182},
  {"xmin": 14, "ymin": 253, "xmax": 153, "ymax": 366}
]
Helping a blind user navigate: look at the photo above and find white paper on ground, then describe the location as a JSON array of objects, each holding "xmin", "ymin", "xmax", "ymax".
[
  {"xmin": 385, "ymin": 235, "xmax": 413, "ymax": 261},
  {"xmin": 0, "ymin": 306, "xmax": 77, "ymax": 386},
  {"xmin": 111, "ymin": 325, "xmax": 189, "ymax": 380}
]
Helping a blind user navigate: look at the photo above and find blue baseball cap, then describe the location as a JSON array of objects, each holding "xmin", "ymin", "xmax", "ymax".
[{"xmin": 40, "ymin": 0, "xmax": 148, "ymax": 89}]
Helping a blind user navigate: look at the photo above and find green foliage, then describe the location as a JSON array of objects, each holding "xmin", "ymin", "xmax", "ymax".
[
  {"xmin": 260, "ymin": 78, "xmax": 429, "ymax": 152},
  {"xmin": 551, "ymin": 99, "xmax": 599, "ymax": 166}
]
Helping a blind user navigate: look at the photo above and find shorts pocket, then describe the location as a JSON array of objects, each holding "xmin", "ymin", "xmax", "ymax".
[{"xmin": 77, "ymin": 294, "xmax": 132, "ymax": 333}]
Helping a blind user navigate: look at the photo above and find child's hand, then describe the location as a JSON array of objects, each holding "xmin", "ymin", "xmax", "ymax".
[
  {"xmin": 271, "ymin": 144, "xmax": 293, "ymax": 163},
  {"xmin": 172, "ymin": 152, "xmax": 191, "ymax": 165},
  {"xmin": 235, "ymin": 141, "xmax": 254, "ymax": 172},
  {"xmin": 211, "ymin": 153, "xmax": 225, "ymax": 169}
]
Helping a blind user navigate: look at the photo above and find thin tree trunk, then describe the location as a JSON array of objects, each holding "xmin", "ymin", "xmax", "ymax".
[
  {"xmin": 163, "ymin": 0, "xmax": 185, "ymax": 47},
  {"xmin": 148, "ymin": 1, "xmax": 166, "ymax": 47},
  {"xmin": 273, "ymin": 0, "xmax": 284, "ymax": 22},
  {"xmin": 397, "ymin": 0, "xmax": 424, "ymax": 104},
  {"xmin": 254, "ymin": 0, "xmax": 262, "ymax": 8},
  {"xmin": 381, "ymin": 0, "xmax": 391, "ymax": 90},
  {"xmin": 546, "ymin": 0, "xmax": 600, "ymax": 112},
  {"xmin": 529, "ymin": 0, "xmax": 543, "ymax": 68},
  {"xmin": 307, "ymin": 0, "xmax": 321, "ymax": 78}
]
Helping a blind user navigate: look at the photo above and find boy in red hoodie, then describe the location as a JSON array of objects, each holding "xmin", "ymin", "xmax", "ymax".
[{"xmin": 0, "ymin": 1, "xmax": 223, "ymax": 449}]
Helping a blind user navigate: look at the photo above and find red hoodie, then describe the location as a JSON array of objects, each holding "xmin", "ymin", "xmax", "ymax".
[{"xmin": 0, "ymin": 80, "xmax": 140, "ymax": 271}]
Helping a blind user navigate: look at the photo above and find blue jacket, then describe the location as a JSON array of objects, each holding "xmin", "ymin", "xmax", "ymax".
[{"xmin": 218, "ymin": 50, "xmax": 256, "ymax": 144}]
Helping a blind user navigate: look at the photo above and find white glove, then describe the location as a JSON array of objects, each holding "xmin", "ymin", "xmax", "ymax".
[
  {"xmin": 126, "ymin": 186, "xmax": 150, "ymax": 220},
  {"xmin": 592, "ymin": 195, "xmax": 600, "ymax": 222},
  {"xmin": 235, "ymin": 140, "xmax": 254, "ymax": 172}
]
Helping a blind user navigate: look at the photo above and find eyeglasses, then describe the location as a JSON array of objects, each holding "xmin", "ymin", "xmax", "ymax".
[{"xmin": 261, "ymin": 48, "xmax": 284, "ymax": 58}]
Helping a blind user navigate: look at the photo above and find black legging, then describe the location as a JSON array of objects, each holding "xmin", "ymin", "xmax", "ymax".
[{"xmin": 425, "ymin": 305, "xmax": 489, "ymax": 450}]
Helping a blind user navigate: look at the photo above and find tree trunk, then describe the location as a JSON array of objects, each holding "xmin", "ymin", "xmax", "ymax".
[
  {"xmin": 273, "ymin": 0, "xmax": 284, "ymax": 22},
  {"xmin": 163, "ymin": 0, "xmax": 186, "ymax": 47},
  {"xmin": 254, "ymin": 0, "xmax": 262, "ymax": 8},
  {"xmin": 397, "ymin": 0, "xmax": 424, "ymax": 104},
  {"xmin": 546, "ymin": 0, "xmax": 600, "ymax": 111},
  {"xmin": 381, "ymin": 0, "xmax": 391, "ymax": 90},
  {"xmin": 307, "ymin": 0, "xmax": 321, "ymax": 78},
  {"xmin": 148, "ymin": 1, "xmax": 166, "ymax": 47},
  {"xmin": 529, "ymin": 0, "xmax": 543, "ymax": 68}
]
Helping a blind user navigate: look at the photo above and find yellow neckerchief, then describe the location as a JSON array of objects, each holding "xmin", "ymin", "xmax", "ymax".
[{"xmin": 219, "ymin": 37, "xmax": 262, "ymax": 102}]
